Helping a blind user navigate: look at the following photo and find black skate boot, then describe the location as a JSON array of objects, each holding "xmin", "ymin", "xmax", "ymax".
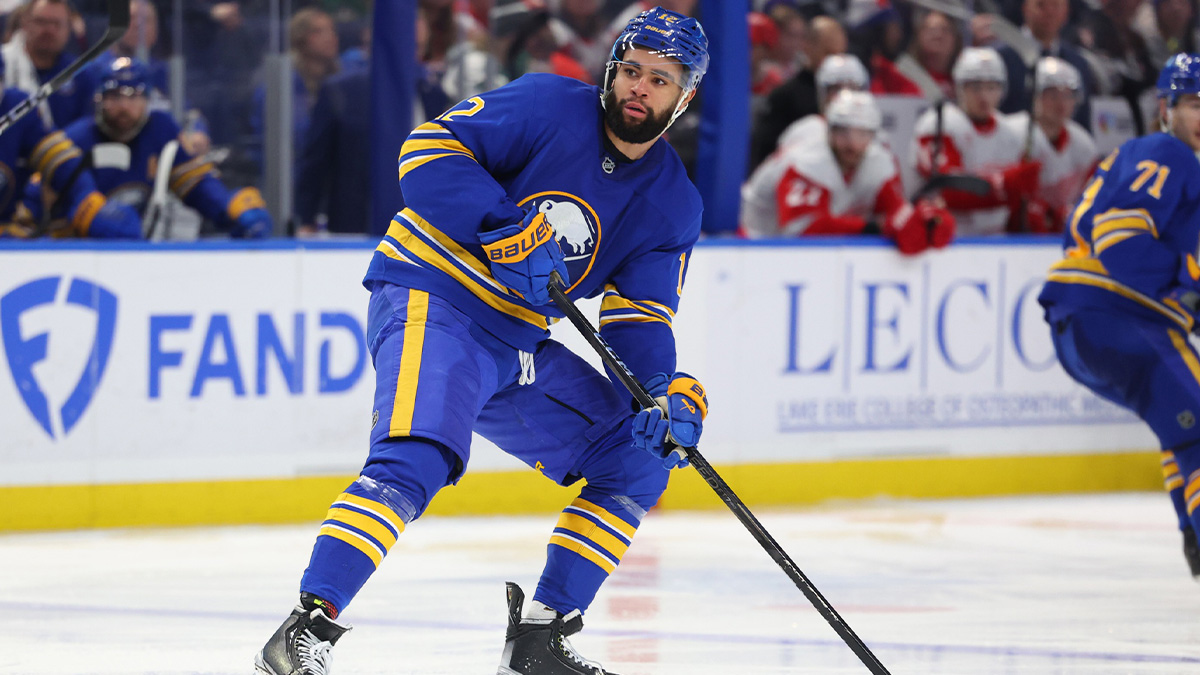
[
  {"xmin": 497, "ymin": 582, "xmax": 617, "ymax": 675},
  {"xmin": 255, "ymin": 600, "xmax": 351, "ymax": 675},
  {"xmin": 1183, "ymin": 528, "xmax": 1200, "ymax": 581}
]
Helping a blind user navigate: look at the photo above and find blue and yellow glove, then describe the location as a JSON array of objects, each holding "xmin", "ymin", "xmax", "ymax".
[
  {"xmin": 228, "ymin": 187, "xmax": 272, "ymax": 239},
  {"xmin": 84, "ymin": 198, "xmax": 143, "ymax": 239},
  {"xmin": 479, "ymin": 208, "xmax": 568, "ymax": 306},
  {"xmin": 632, "ymin": 371, "xmax": 708, "ymax": 470},
  {"xmin": 1167, "ymin": 253, "xmax": 1200, "ymax": 335}
]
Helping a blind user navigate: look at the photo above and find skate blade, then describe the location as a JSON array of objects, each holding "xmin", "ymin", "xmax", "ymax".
[{"xmin": 497, "ymin": 667, "xmax": 521, "ymax": 675}]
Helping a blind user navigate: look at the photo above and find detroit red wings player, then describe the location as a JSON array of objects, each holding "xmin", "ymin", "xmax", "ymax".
[
  {"xmin": 913, "ymin": 46, "xmax": 1042, "ymax": 236},
  {"xmin": 741, "ymin": 89, "xmax": 954, "ymax": 254}
]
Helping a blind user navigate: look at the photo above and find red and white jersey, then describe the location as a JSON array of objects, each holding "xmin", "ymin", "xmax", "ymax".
[
  {"xmin": 1004, "ymin": 112, "xmax": 1099, "ymax": 221},
  {"xmin": 913, "ymin": 104, "xmax": 1024, "ymax": 235},
  {"xmin": 777, "ymin": 114, "xmax": 827, "ymax": 150},
  {"xmin": 741, "ymin": 126, "xmax": 903, "ymax": 238}
]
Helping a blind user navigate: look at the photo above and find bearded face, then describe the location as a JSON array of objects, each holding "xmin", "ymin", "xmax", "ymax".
[{"xmin": 602, "ymin": 86, "xmax": 676, "ymax": 145}]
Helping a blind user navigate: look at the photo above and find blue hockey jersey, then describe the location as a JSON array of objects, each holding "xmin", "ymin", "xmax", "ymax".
[
  {"xmin": 0, "ymin": 87, "xmax": 107, "ymax": 236},
  {"xmin": 364, "ymin": 73, "xmax": 704, "ymax": 387},
  {"xmin": 1039, "ymin": 132, "xmax": 1200, "ymax": 330},
  {"xmin": 43, "ymin": 110, "xmax": 244, "ymax": 228}
]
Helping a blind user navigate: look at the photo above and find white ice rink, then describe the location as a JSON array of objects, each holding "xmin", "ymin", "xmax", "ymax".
[{"xmin": 4, "ymin": 492, "xmax": 1200, "ymax": 674}]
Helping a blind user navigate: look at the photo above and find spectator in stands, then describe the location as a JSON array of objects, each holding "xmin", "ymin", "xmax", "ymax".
[
  {"xmin": 1135, "ymin": 0, "xmax": 1200, "ymax": 68},
  {"xmin": 182, "ymin": 1, "xmax": 261, "ymax": 148},
  {"xmin": 750, "ymin": 12, "xmax": 785, "ymax": 98},
  {"xmin": 997, "ymin": 0, "xmax": 1095, "ymax": 131},
  {"xmin": 750, "ymin": 14, "xmax": 847, "ymax": 171},
  {"xmin": 249, "ymin": 8, "xmax": 340, "ymax": 179},
  {"xmin": 501, "ymin": 9, "xmax": 585, "ymax": 82},
  {"xmin": 550, "ymin": 0, "xmax": 607, "ymax": 81},
  {"xmin": 913, "ymin": 47, "xmax": 1041, "ymax": 236},
  {"xmin": 766, "ymin": 0, "xmax": 808, "ymax": 79},
  {"xmin": 1077, "ymin": 0, "xmax": 1157, "ymax": 134},
  {"xmin": 776, "ymin": 53, "xmax": 868, "ymax": 148},
  {"xmin": 893, "ymin": 9, "xmax": 961, "ymax": 101},
  {"xmin": 2, "ymin": 0, "xmax": 99, "ymax": 128},
  {"xmin": 847, "ymin": 0, "xmax": 920, "ymax": 97},
  {"xmin": 741, "ymin": 89, "xmax": 955, "ymax": 254},
  {"xmin": 1003, "ymin": 56, "xmax": 1098, "ymax": 232}
]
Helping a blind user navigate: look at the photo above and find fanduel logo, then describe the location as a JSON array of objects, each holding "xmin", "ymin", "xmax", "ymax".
[{"xmin": 1, "ymin": 276, "xmax": 118, "ymax": 439}]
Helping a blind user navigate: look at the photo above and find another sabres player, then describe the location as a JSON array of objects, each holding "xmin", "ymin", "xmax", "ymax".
[
  {"xmin": 1039, "ymin": 53, "xmax": 1200, "ymax": 580},
  {"xmin": 0, "ymin": 54, "xmax": 140, "ymax": 238},
  {"xmin": 1003, "ymin": 57, "xmax": 1099, "ymax": 233},
  {"xmin": 913, "ymin": 47, "xmax": 1042, "ymax": 236},
  {"xmin": 25, "ymin": 58, "xmax": 272, "ymax": 239},
  {"xmin": 741, "ymin": 89, "xmax": 954, "ymax": 254},
  {"xmin": 255, "ymin": 8, "xmax": 709, "ymax": 675}
]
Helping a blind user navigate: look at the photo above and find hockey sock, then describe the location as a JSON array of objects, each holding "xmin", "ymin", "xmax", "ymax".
[
  {"xmin": 300, "ymin": 591, "xmax": 340, "ymax": 619},
  {"xmin": 300, "ymin": 438, "xmax": 456, "ymax": 612},
  {"xmin": 1163, "ymin": 450, "xmax": 1192, "ymax": 531},
  {"xmin": 534, "ymin": 487, "xmax": 645, "ymax": 614}
]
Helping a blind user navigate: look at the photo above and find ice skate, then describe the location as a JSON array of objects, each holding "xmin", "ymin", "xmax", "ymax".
[
  {"xmin": 255, "ymin": 603, "xmax": 351, "ymax": 675},
  {"xmin": 1183, "ymin": 528, "xmax": 1200, "ymax": 581},
  {"xmin": 496, "ymin": 582, "xmax": 617, "ymax": 675}
]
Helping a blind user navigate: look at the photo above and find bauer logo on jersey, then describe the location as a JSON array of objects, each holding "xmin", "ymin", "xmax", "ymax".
[
  {"xmin": 518, "ymin": 192, "xmax": 602, "ymax": 286},
  {"xmin": 1, "ymin": 276, "xmax": 118, "ymax": 439}
]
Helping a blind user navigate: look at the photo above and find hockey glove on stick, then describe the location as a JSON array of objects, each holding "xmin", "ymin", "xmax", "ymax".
[
  {"xmin": 632, "ymin": 371, "xmax": 708, "ymax": 469},
  {"xmin": 480, "ymin": 208, "xmax": 569, "ymax": 306}
]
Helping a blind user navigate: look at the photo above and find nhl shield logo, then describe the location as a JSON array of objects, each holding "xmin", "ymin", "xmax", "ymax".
[
  {"xmin": 1, "ymin": 276, "xmax": 118, "ymax": 439},
  {"xmin": 518, "ymin": 192, "xmax": 602, "ymax": 289},
  {"xmin": 1179, "ymin": 410, "xmax": 1196, "ymax": 430}
]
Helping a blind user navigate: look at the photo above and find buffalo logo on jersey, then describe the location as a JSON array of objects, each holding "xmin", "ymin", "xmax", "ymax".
[
  {"xmin": 1, "ymin": 276, "xmax": 118, "ymax": 439},
  {"xmin": 517, "ymin": 193, "xmax": 601, "ymax": 284}
]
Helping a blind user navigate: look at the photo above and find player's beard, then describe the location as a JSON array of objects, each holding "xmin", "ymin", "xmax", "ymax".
[{"xmin": 604, "ymin": 89, "xmax": 674, "ymax": 144}]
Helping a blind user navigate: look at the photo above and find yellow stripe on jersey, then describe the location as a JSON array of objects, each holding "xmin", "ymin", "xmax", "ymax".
[
  {"xmin": 1092, "ymin": 208, "xmax": 1156, "ymax": 237},
  {"xmin": 380, "ymin": 212, "xmax": 550, "ymax": 331},
  {"xmin": 1047, "ymin": 260, "xmax": 1192, "ymax": 329},
  {"xmin": 1186, "ymin": 470, "xmax": 1200, "ymax": 515},
  {"xmin": 599, "ymin": 286, "xmax": 674, "ymax": 327},
  {"xmin": 30, "ymin": 132, "xmax": 71, "ymax": 174},
  {"xmin": 1092, "ymin": 230, "xmax": 1140, "ymax": 255},
  {"xmin": 1163, "ymin": 451, "xmax": 1184, "ymax": 491},
  {"xmin": 319, "ymin": 523, "xmax": 385, "ymax": 567},
  {"xmin": 400, "ymin": 137, "xmax": 476, "ymax": 160},
  {"xmin": 555, "ymin": 512, "xmax": 631, "ymax": 562},
  {"xmin": 565, "ymin": 498, "xmax": 638, "ymax": 539},
  {"xmin": 70, "ymin": 192, "xmax": 105, "ymax": 236},
  {"xmin": 1169, "ymin": 329, "xmax": 1200, "ymax": 388},
  {"xmin": 390, "ymin": 289, "xmax": 429, "ymax": 436},
  {"xmin": 323, "ymin": 504, "xmax": 400, "ymax": 551},
  {"xmin": 548, "ymin": 533, "xmax": 618, "ymax": 573},
  {"xmin": 169, "ymin": 157, "xmax": 216, "ymax": 197},
  {"xmin": 334, "ymin": 492, "xmax": 407, "ymax": 535}
]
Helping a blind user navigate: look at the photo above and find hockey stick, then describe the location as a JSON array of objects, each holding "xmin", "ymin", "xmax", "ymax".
[
  {"xmin": 144, "ymin": 139, "xmax": 179, "ymax": 240},
  {"xmin": 914, "ymin": 172, "xmax": 991, "ymax": 200},
  {"xmin": 546, "ymin": 271, "xmax": 893, "ymax": 675},
  {"xmin": 0, "ymin": 0, "xmax": 130, "ymax": 137}
]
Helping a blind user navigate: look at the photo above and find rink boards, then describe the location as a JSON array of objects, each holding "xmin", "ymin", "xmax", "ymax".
[{"xmin": 0, "ymin": 238, "xmax": 1161, "ymax": 530}]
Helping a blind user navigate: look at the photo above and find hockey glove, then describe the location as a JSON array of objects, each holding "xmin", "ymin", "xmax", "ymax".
[
  {"xmin": 479, "ymin": 208, "xmax": 569, "ymax": 306},
  {"xmin": 921, "ymin": 200, "xmax": 956, "ymax": 249},
  {"xmin": 632, "ymin": 371, "xmax": 708, "ymax": 470},
  {"xmin": 86, "ymin": 200, "xmax": 143, "ymax": 239},
  {"xmin": 882, "ymin": 202, "xmax": 929, "ymax": 255},
  {"xmin": 228, "ymin": 187, "xmax": 272, "ymax": 239},
  {"xmin": 999, "ymin": 160, "xmax": 1042, "ymax": 202}
]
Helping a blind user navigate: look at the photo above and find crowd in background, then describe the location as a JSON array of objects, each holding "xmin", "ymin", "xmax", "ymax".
[{"xmin": 0, "ymin": 0, "xmax": 1190, "ymax": 241}]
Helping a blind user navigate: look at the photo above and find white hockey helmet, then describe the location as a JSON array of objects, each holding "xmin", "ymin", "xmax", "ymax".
[
  {"xmin": 825, "ymin": 89, "xmax": 882, "ymax": 132},
  {"xmin": 816, "ymin": 54, "xmax": 869, "ymax": 100},
  {"xmin": 1034, "ymin": 56, "xmax": 1081, "ymax": 94},
  {"xmin": 952, "ymin": 46, "xmax": 1007, "ymax": 91}
]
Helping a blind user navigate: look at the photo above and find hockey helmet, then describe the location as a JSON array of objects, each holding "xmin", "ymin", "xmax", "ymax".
[
  {"xmin": 99, "ymin": 57, "xmax": 150, "ymax": 97},
  {"xmin": 952, "ymin": 47, "xmax": 1007, "ymax": 88},
  {"xmin": 1158, "ymin": 53, "xmax": 1200, "ymax": 106},
  {"xmin": 825, "ymin": 89, "xmax": 881, "ymax": 132},
  {"xmin": 1034, "ymin": 56, "xmax": 1081, "ymax": 95},
  {"xmin": 816, "ymin": 54, "xmax": 869, "ymax": 100},
  {"xmin": 606, "ymin": 7, "xmax": 709, "ymax": 94}
]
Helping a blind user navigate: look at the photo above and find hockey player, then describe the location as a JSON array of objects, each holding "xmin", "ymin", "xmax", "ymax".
[
  {"xmin": 913, "ymin": 46, "xmax": 1042, "ymax": 236},
  {"xmin": 741, "ymin": 89, "xmax": 954, "ymax": 254},
  {"xmin": 1038, "ymin": 52, "xmax": 1200, "ymax": 581},
  {"xmin": 24, "ymin": 58, "xmax": 271, "ymax": 238},
  {"xmin": 1003, "ymin": 56, "xmax": 1099, "ymax": 233},
  {"xmin": 255, "ymin": 8, "xmax": 709, "ymax": 675},
  {"xmin": 776, "ymin": 54, "xmax": 869, "ymax": 149},
  {"xmin": 0, "ymin": 53, "xmax": 140, "ymax": 238}
]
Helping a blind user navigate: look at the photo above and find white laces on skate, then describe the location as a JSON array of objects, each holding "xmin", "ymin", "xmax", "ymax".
[
  {"xmin": 556, "ymin": 633, "xmax": 606, "ymax": 674},
  {"xmin": 296, "ymin": 629, "xmax": 334, "ymax": 674}
]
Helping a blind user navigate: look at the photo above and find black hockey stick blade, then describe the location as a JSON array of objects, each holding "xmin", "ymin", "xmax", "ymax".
[
  {"xmin": 545, "ymin": 270, "xmax": 893, "ymax": 675},
  {"xmin": 0, "ymin": 0, "xmax": 130, "ymax": 137},
  {"xmin": 915, "ymin": 172, "xmax": 991, "ymax": 200}
]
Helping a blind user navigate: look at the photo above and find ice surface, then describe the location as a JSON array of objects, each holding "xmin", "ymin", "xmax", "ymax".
[{"xmin": 3, "ymin": 492, "xmax": 1199, "ymax": 674}]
